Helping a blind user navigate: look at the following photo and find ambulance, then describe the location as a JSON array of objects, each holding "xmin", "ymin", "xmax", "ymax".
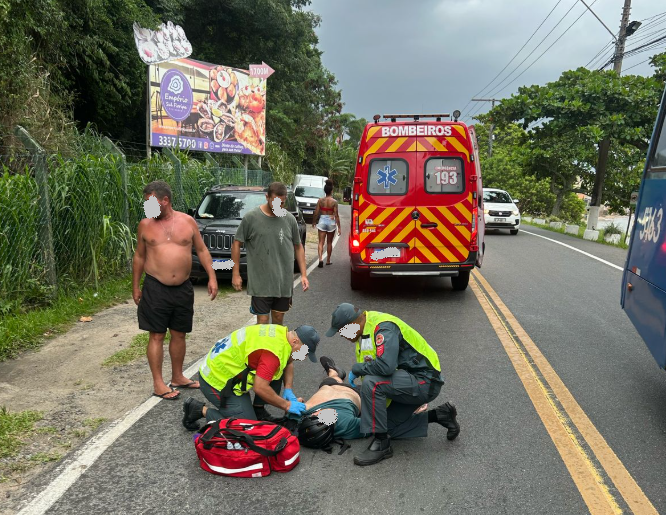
[{"xmin": 349, "ymin": 113, "xmax": 485, "ymax": 290}]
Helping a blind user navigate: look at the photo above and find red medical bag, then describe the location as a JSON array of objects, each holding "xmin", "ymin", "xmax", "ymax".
[{"xmin": 194, "ymin": 418, "xmax": 300, "ymax": 478}]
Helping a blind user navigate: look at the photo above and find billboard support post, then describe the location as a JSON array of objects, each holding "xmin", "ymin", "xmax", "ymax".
[
  {"xmin": 244, "ymin": 155, "xmax": 249, "ymax": 186},
  {"xmin": 146, "ymin": 66, "xmax": 152, "ymax": 159}
]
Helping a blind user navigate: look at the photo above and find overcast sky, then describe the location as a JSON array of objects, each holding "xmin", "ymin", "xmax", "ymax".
[{"xmin": 308, "ymin": 0, "xmax": 666, "ymax": 123}]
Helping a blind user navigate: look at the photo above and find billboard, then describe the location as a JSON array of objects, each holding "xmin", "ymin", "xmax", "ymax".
[{"xmin": 149, "ymin": 58, "xmax": 267, "ymax": 155}]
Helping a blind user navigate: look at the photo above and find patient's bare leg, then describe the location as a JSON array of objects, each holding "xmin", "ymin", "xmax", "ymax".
[{"xmin": 327, "ymin": 368, "xmax": 343, "ymax": 382}]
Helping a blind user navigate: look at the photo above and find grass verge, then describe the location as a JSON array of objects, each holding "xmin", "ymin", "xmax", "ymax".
[
  {"xmin": 0, "ymin": 274, "xmax": 134, "ymax": 362},
  {"xmin": 521, "ymin": 219, "xmax": 629, "ymax": 249},
  {"xmin": 102, "ymin": 332, "xmax": 171, "ymax": 367},
  {"xmin": 0, "ymin": 407, "xmax": 43, "ymax": 459}
]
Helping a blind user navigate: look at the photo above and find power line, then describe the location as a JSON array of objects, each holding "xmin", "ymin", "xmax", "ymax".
[
  {"xmin": 459, "ymin": 0, "xmax": 565, "ymax": 119},
  {"xmin": 479, "ymin": 0, "xmax": 588, "ymax": 101},
  {"xmin": 463, "ymin": 0, "xmax": 591, "ymax": 122},
  {"xmin": 599, "ymin": 33, "xmax": 666, "ymax": 68},
  {"xmin": 585, "ymin": 38, "xmax": 616, "ymax": 68},
  {"xmin": 623, "ymin": 56, "xmax": 656, "ymax": 72},
  {"xmin": 484, "ymin": 0, "xmax": 600, "ymax": 99}
]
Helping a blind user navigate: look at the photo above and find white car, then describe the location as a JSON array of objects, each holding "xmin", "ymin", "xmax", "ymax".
[{"xmin": 483, "ymin": 188, "xmax": 521, "ymax": 235}]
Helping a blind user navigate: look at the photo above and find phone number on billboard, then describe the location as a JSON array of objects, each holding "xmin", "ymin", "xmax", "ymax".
[{"xmin": 157, "ymin": 136, "xmax": 201, "ymax": 149}]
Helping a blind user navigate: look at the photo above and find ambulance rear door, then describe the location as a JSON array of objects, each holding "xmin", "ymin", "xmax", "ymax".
[
  {"xmin": 413, "ymin": 124, "xmax": 473, "ymax": 265},
  {"xmin": 359, "ymin": 125, "xmax": 418, "ymax": 265}
]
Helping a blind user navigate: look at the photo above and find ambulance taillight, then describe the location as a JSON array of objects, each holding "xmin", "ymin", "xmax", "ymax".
[
  {"xmin": 470, "ymin": 207, "xmax": 479, "ymax": 252},
  {"xmin": 351, "ymin": 209, "xmax": 361, "ymax": 253},
  {"xmin": 470, "ymin": 179, "xmax": 479, "ymax": 252}
]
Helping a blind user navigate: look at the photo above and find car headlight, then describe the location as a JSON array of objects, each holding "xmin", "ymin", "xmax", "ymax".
[
  {"xmin": 512, "ymin": 210, "xmax": 519, "ymax": 216},
  {"xmin": 483, "ymin": 209, "xmax": 489, "ymax": 214}
]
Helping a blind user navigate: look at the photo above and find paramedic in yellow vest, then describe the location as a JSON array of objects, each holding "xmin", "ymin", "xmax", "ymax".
[
  {"xmin": 325, "ymin": 303, "xmax": 459, "ymax": 466},
  {"xmin": 182, "ymin": 324, "xmax": 320, "ymax": 430}
]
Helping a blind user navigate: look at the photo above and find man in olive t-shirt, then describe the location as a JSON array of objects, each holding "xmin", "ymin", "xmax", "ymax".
[{"xmin": 231, "ymin": 182, "xmax": 309, "ymax": 326}]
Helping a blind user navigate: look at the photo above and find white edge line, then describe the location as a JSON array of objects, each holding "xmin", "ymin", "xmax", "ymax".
[
  {"xmin": 522, "ymin": 230, "xmax": 623, "ymax": 271},
  {"xmin": 293, "ymin": 233, "xmax": 340, "ymax": 289},
  {"xmin": 18, "ymin": 233, "xmax": 342, "ymax": 515}
]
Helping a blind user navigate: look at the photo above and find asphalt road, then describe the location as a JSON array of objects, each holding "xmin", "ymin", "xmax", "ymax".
[{"xmin": 20, "ymin": 211, "xmax": 666, "ymax": 514}]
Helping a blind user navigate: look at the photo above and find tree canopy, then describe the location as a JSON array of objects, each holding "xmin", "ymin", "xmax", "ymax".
[
  {"xmin": 482, "ymin": 62, "xmax": 665, "ymax": 217},
  {"xmin": 0, "ymin": 0, "xmax": 361, "ymax": 177}
]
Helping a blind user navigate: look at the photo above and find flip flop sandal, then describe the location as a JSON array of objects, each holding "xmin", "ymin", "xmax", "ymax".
[
  {"xmin": 153, "ymin": 389, "xmax": 180, "ymax": 400},
  {"xmin": 170, "ymin": 381, "xmax": 200, "ymax": 390}
]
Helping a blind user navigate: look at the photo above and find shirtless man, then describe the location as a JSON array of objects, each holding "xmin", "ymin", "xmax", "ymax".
[{"xmin": 133, "ymin": 181, "xmax": 218, "ymax": 400}]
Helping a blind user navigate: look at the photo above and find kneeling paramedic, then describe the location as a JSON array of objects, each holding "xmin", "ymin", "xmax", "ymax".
[
  {"xmin": 325, "ymin": 303, "xmax": 460, "ymax": 466},
  {"xmin": 182, "ymin": 324, "xmax": 320, "ymax": 430}
]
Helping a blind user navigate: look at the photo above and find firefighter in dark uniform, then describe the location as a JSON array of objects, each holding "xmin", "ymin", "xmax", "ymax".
[{"xmin": 325, "ymin": 303, "xmax": 460, "ymax": 466}]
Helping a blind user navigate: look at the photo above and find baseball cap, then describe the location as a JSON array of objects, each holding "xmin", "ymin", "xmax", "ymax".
[
  {"xmin": 295, "ymin": 325, "xmax": 320, "ymax": 363},
  {"xmin": 325, "ymin": 303, "xmax": 361, "ymax": 337}
]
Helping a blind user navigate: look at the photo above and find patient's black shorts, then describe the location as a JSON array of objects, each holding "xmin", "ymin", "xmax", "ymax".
[{"xmin": 137, "ymin": 274, "xmax": 194, "ymax": 333}]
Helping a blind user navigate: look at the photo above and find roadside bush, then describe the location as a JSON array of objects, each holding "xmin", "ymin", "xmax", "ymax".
[
  {"xmin": 558, "ymin": 194, "xmax": 586, "ymax": 224},
  {"xmin": 603, "ymin": 222, "xmax": 623, "ymax": 235}
]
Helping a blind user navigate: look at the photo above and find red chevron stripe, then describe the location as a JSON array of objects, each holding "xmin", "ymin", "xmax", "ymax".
[{"xmin": 422, "ymin": 208, "xmax": 470, "ymax": 244}]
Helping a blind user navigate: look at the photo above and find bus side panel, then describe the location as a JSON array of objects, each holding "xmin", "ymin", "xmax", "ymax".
[
  {"xmin": 625, "ymin": 178, "xmax": 666, "ymax": 293},
  {"xmin": 623, "ymin": 271, "xmax": 666, "ymax": 369}
]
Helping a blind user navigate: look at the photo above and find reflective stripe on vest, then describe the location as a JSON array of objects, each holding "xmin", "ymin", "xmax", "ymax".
[
  {"xmin": 355, "ymin": 311, "xmax": 441, "ymax": 372},
  {"xmin": 199, "ymin": 324, "xmax": 292, "ymax": 395}
]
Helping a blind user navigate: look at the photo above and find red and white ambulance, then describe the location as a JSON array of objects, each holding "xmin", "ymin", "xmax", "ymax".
[{"xmin": 349, "ymin": 113, "xmax": 485, "ymax": 290}]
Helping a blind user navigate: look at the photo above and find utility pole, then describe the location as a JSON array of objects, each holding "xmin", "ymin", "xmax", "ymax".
[
  {"xmin": 587, "ymin": 0, "xmax": 632, "ymax": 230},
  {"xmin": 471, "ymin": 98, "xmax": 500, "ymax": 158}
]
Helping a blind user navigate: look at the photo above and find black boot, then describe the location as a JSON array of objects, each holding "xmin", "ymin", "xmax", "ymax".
[
  {"xmin": 253, "ymin": 406, "xmax": 280, "ymax": 423},
  {"xmin": 434, "ymin": 402, "xmax": 460, "ymax": 440},
  {"xmin": 353, "ymin": 437, "xmax": 393, "ymax": 466},
  {"xmin": 182, "ymin": 398, "xmax": 205, "ymax": 431},
  {"xmin": 319, "ymin": 356, "xmax": 347, "ymax": 380}
]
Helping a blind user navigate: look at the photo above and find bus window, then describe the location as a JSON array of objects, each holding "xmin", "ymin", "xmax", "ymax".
[{"xmin": 648, "ymin": 108, "xmax": 666, "ymax": 176}]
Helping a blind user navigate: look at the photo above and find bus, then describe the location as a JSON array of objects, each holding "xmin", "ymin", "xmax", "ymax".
[{"xmin": 621, "ymin": 84, "xmax": 666, "ymax": 369}]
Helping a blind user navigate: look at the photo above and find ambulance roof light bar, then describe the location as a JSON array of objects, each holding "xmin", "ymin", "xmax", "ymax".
[{"xmin": 383, "ymin": 114, "xmax": 451, "ymax": 123}]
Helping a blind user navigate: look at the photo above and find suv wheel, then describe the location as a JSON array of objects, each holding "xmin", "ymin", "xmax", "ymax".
[
  {"xmin": 451, "ymin": 270, "xmax": 470, "ymax": 291},
  {"xmin": 350, "ymin": 269, "xmax": 367, "ymax": 291},
  {"xmin": 510, "ymin": 229, "xmax": 519, "ymax": 235}
]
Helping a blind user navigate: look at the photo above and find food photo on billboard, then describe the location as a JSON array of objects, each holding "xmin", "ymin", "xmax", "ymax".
[{"xmin": 149, "ymin": 57, "xmax": 267, "ymax": 156}]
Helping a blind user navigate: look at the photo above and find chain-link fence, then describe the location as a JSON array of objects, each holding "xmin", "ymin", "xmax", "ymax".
[{"xmin": 0, "ymin": 132, "xmax": 272, "ymax": 314}]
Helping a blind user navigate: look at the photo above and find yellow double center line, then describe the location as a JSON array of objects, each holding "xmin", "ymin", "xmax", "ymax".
[{"xmin": 470, "ymin": 270, "xmax": 657, "ymax": 515}]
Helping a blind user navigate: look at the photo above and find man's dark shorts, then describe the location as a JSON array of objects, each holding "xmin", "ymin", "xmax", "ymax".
[
  {"xmin": 250, "ymin": 296, "xmax": 292, "ymax": 315},
  {"xmin": 137, "ymin": 274, "xmax": 194, "ymax": 333}
]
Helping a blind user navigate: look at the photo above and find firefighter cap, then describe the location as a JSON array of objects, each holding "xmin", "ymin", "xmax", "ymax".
[
  {"xmin": 295, "ymin": 325, "xmax": 320, "ymax": 362},
  {"xmin": 325, "ymin": 303, "xmax": 361, "ymax": 337}
]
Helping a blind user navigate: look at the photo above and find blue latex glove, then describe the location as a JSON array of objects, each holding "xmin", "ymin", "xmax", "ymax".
[
  {"xmin": 281, "ymin": 388, "xmax": 298, "ymax": 402},
  {"xmin": 348, "ymin": 371, "xmax": 357, "ymax": 385},
  {"xmin": 287, "ymin": 400, "xmax": 306, "ymax": 416}
]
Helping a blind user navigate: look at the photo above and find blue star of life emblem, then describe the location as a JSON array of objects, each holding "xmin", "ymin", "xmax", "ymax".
[{"xmin": 376, "ymin": 165, "xmax": 398, "ymax": 189}]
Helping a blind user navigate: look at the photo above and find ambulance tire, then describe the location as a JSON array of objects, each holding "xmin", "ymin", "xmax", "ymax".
[
  {"xmin": 510, "ymin": 229, "xmax": 519, "ymax": 235},
  {"xmin": 350, "ymin": 269, "xmax": 367, "ymax": 290},
  {"xmin": 451, "ymin": 270, "xmax": 470, "ymax": 291}
]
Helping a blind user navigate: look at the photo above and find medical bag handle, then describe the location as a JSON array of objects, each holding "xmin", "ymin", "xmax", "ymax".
[{"xmin": 200, "ymin": 419, "xmax": 288, "ymax": 457}]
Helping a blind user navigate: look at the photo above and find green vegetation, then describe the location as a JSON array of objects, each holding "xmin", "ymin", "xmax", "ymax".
[
  {"xmin": 0, "ymin": 274, "xmax": 132, "ymax": 361},
  {"xmin": 521, "ymin": 219, "xmax": 629, "ymax": 249},
  {"xmin": 477, "ymin": 57, "xmax": 666, "ymax": 221},
  {"xmin": 0, "ymin": 0, "xmax": 360, "ymax": 172},
  {"xmin": 0, "ymin": 407, "xmax": 43, "ymax": 459},
  {"xmin": 1, "ymin": 1, "xmax": 363, "ymax": 357},
  {"xmin": 102, "ymin": 330, "xmax": 171, "ymax": 367},
  {"xmin": 83, "ymin": 417, "xmax": 107, "ymax": 430},
  {"xmin": 29, "ymin": 452, "xmax": 62, "ymax": 463}
]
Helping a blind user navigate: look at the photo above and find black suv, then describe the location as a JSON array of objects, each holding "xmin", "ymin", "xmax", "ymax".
[{"xmin": 189, "ymin": 186, "xmax": 307, "ymax": 281}]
